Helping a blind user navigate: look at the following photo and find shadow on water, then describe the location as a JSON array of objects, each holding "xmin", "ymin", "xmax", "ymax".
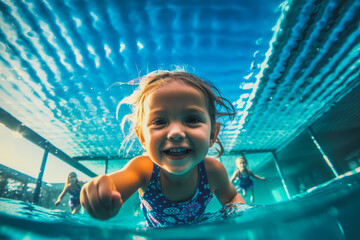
[{"xmin": 0, "ymin": 172, "xmax": 359, "ymax": 240}]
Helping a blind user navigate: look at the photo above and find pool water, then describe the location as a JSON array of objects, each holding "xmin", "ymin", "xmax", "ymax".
[{"xmin": 0, "ymin": 172, "xmax": 359, "ymax": 240}]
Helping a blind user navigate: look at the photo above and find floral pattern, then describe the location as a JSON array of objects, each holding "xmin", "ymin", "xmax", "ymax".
[
  {"xmin": 163, "ymin": 207, "xmax": 180, "ymax": 215},
  {"xmin": 181, "ymin": 202, "xmax": 201, "ymax": 218},
  {"xmin": 139, "ymin": 161, "xmax": 213, "ymax": 227}
]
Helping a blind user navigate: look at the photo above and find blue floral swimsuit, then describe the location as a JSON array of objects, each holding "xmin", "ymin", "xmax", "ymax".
[
  {"xmin": 139, "ymin": 160, "xmax": 213, "ymax": 227},
  {"xmin": 238, "ymin": 173, "xmax": 254, "ymax": 191},
  {"xmin": 68, "ymin": 186, "xmax": 81, "ymax": 208}
]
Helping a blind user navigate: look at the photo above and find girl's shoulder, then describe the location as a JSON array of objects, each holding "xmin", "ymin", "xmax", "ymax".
[
  {"xmin": 203, "ymin": 156, "xmax": 224, "ymax": 173},
  {"xmin": 109, "ymin": 156, "xmax": 154, "ymax": 198},
  {"xmin": 125, "ymin": 155, "xmax": 154, "ymax": 185},
  {"xmin": 127, "ymin": 155, "xmax": 153, "ymax": 172},
  {"xmin": 64, "ymin": 184, "xmax": 71, "ymax": 191},
  {"xmin": 203, "ymin": 156, "xmax": 229, "ymax": 191}
]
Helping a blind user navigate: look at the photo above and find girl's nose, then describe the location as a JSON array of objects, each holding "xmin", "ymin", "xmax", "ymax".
[{"xmin": 167, "ymin": 123, "xmax": 185, "ymax": 141}]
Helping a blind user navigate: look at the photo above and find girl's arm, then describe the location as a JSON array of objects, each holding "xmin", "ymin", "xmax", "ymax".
[
  {"xmin": 80, "ymin": 156, "xmax": 152, "ymax": 220},
  {"xmin": 248, "ymin": 170, "xmax": 266, "ymax": 181},
  {"xmin": 55, "ymin": 186, "xmax": 69, "ymax": 206},
  {"xmin": 229, "ymin": 169, "xmax": 239, "ymax": 184},
  {"xmin": 110, "ymin": 156, "xmax": 153, "ymax": 201},
  {"xmin": 206, "ymin": 157, "xmax": 245, "ymax": 205}
]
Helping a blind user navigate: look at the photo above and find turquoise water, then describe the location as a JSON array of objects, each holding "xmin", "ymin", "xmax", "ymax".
[
  {"xmin": 0, "ymin": 0, "xmax": 359, "ymax": 239},
  {"xmin": 1, "ymin": 172, "xmax": 359, "ymax": 239}
]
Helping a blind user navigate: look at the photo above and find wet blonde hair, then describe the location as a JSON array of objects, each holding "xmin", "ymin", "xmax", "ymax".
[{"xmin": 117, "ymin": 69, "xmax": 236, "ymax": 157}]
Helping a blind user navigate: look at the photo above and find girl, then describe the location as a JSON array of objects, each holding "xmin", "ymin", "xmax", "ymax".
[
  {"xmin": 55, "ymin": 172, "xmax": 82, "ymax": 214},
  {"xmin": 230, "ymin": 156, "xmax": 266, "ymax": 203},
  {"xmin": 80, "ymin": 70, "xmax": 245, "ymax": 227}
]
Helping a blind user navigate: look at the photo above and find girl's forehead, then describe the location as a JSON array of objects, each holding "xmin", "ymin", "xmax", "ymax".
[
  {"xmin": 147, "ymin": 80, "xmax": 205, "ymax": 104},
  {"xmin": 151, "ymin": 79, "xmax": 198, "ymax": 93}
]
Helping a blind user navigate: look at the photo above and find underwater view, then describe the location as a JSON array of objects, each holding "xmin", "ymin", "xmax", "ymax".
[
  {"xmin": 0, "ymin": 0, "xmax": 359, "ymax": 239},
  {"xmin": 1, "ymin": 172, "xmax": 359, "ymax": 239}
]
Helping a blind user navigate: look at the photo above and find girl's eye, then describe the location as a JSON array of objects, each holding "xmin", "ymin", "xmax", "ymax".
[
  {"xmin": 152, "ymin": 119, "xmax": 166, "ymax": 125},
  {"xmin": 186, "ymin": 117, "xmax": 201, "ymax": 124}
]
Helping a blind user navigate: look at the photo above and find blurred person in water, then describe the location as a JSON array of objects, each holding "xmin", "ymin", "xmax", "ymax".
[
  {"xmin": 230, "ymin": 156, "xmax": 266, "ymax": 203},
  {"xmin": 55, "ymin": 172, "xmax": 82, "ymax": 214}
]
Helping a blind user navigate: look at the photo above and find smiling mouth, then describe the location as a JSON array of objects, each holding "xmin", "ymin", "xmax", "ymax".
[{"xmin": 164, "ymin": 148, "xmax": 192, "ymax": 157}]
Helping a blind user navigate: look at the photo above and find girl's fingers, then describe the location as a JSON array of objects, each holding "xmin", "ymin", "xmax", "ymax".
[
  {"xmin": 80, "ymin": 175, "xmax": 121, "ymax": 220},
  {"xmin": 88, "ymin": 178, "xmax": 114, "ymax": 219},
  {"xmin": 97, "ymin": 175, "xmax": 115, "ymax": 208},
  {"xmin": 80, "ymin": 184, "xmax": 97, "ymax": 218},
  {"xmin": 80, "ymin": 178, "xmax": 107, "ymax": 219},
  {"xmin": 111, "ymin": 191, "xmax": 123, "ymax": 217},
  {"xmin": 97, "ymin": 176, "xmax": 123, "ymax": 218}
]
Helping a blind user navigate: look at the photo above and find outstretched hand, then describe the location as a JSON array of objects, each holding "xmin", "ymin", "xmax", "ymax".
[{"xmin": 80, "ymin": 175, "xmax": 123, "ymax": 220}]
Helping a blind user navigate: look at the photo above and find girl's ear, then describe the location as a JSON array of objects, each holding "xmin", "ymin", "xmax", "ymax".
[
  {"xmin": 135, "ymin": 126, "xmax": 146, "ymax": 149},
  {"xmin": 210, "ymin": 122, "xmax": 221, "ymax": 147}
]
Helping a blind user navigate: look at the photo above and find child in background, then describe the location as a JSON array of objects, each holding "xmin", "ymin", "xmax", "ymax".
[
  {"xmin": 230, "ymin": 156, "xmax": 266, "ymax": 203},
  {"xmin": 80, "ymin": 70, "xmax": 245, "ymax": 227},
  {"xmin": 55, "ymin": 172, "xmax": 82, "ymax": 214}
]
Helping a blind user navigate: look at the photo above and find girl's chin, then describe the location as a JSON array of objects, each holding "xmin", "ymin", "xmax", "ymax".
[
  {"xmin": 163, "ymin": 162, "xmax": 198, "ymax": 175},
  {"xmin": 163, "ymin": 165, "xmax": 187, "ymax": 174}
]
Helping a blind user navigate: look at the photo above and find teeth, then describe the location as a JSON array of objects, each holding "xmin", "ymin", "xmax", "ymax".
[
  {"xmin": 167, "ymin": 148, "xmax": 188, "ymax": 156},
  {"xmin": 169, "ymin": 148, "xmax": 187, "ymax": 153}
]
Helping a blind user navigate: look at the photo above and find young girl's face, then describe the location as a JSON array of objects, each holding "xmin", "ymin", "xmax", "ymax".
[
  {"xmin": 137, "ymin": 79, "xmax": 218, "ymax": 175},
  {"xmin": 236, "ymin": 157, "xmax": 247, "ymax": 170},
  {"xmin": 69, "ymin": 174, "xmax": 77, "ymax": 184}
]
